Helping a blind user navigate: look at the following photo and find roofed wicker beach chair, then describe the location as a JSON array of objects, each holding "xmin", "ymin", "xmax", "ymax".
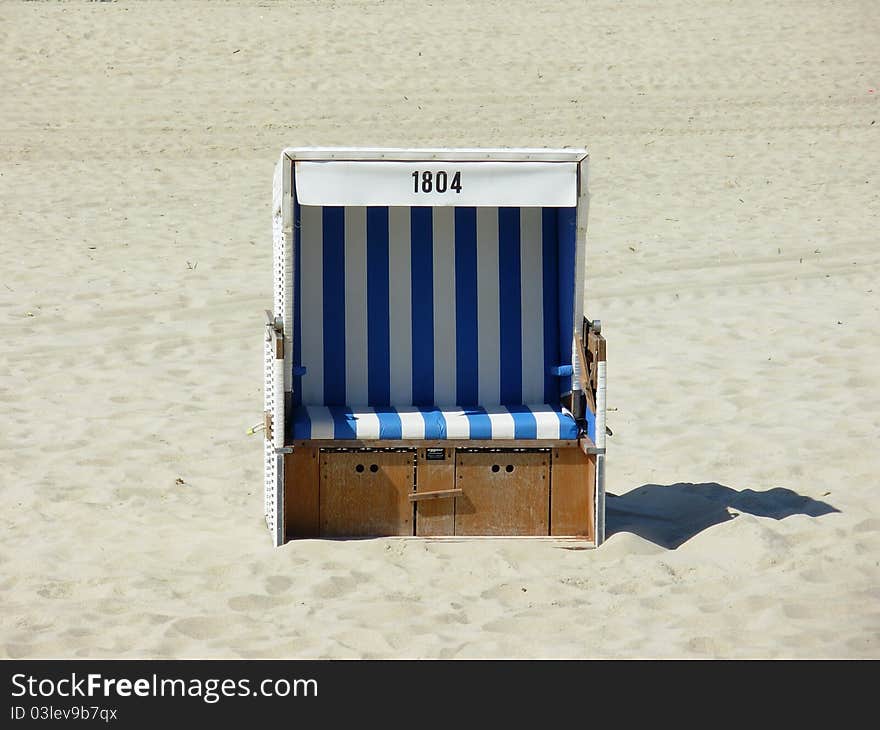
[{"xmin": 263, "ymin": 148, "xmax": 606, "ymax": 546}]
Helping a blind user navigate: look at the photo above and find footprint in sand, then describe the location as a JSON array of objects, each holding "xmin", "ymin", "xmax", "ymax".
[
  {"xmin": 36, "ymin": 581, "xmax": 72, "ymax": 599},
  {"xmin": 845, "ymin": 635, "xmax": 877, "ymax": 655},
  {"xmin": 781, "ymin": 602, "xmax": 820, "ymax": 620},
  {"xmin": 313, "ymin": 573, "xmax": 364, "ymax": 599},
  {"xmin": 170, "ymin": 616, "xmax": 228, "ymax": 640},
  {"xmin": 265, "ymin": 575, "xmax": 293, "ymax": 595},
  {"xmin": 798, "ymin": 566, "xmax": 831, "ymax": 584},
  {"xmin": 853, "ymin": 518, "xmax": 880, "ymax": 534},
  {"xmin": 4, "ymin": 643, "xmax": 34, "ymax": 659},
  {"xmin": 481, "ymin": 616, "xmax": 525, "ymax": 634},
  {"xmin": 227, "ymin": 594, "xmax": 285, "ymax": 612},
  {"xmin": 437, "ymin": 644, "xmax": 468, "ymax": 659},
  {"xmin": 686, "ymin": 636, "xmax": 720, "ymax": 655},
  {"xmin": 431, "ymin": 609, "xmax": 469, "ymax": 626},
  {"xmin": 742, "ymin": 593, "xmax": 776, "ymax": 611}
]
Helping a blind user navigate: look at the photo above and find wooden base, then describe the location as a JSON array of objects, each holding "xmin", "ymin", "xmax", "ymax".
[{"xmin": 285, "ymin": 444, "xmax": 595, "ymax": 542}]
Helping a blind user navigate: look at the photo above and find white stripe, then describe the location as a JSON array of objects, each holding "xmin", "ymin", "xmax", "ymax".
[
  {"xmin": 299, "ymin": 206, "xmax": 324, "ymax": 404},
  {"xmin": 520, "ymin": 208, "xmax": 545, "ymax": 403},
  {"xmin": 484, "ymin": 405, "xmax": 515, "ymax": 439},
  {"xmin": 442, "ymin": 408, "xmax": 470, "ymax": 439},
  {"xmin": 352, "ymin": 407, "xmax": 380, "ymax": 439},
  {"xmin": 306, "ymin": 406, "xmax": 335, "ymax": 439},
  {"xmin": 476, "ymin": 207, "xmax": 500, "ymax": 405},
  {"xmin": 344, "ymin": 207, "xmax": 369, "ymax": 405},
  {"xmin": 432, "ymin": 207, "xmax": 456, "ymax": 406},
  {"xmin": 529, "ymin": 404, "xmax": 561, "ymax": 439},
  {"xmin": 396, "ymin": 407, "xmax": 426, "ymax": 439},
  {"xmin": 388, "ymin": 207, "xmax": 413, "ymax": 404}
]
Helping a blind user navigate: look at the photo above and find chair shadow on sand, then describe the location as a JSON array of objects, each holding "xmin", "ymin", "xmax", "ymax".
[{"xmin": 605, "ymin": 483, "xmax": 839, "ymax": 549}]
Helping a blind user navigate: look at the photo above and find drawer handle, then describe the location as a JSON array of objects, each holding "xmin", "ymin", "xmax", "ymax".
[{"xmin": 408, "ymin": 488, "xmax": 463, "ymax": 502}]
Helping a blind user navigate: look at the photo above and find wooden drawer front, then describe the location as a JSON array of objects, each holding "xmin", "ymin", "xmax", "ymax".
[
  {"xmin": 319, "ymin": 452, "xmax": 414, "ymax": 537},
  {"xmin": 415, "ymin": 448, "xmax": 456, "ymax": 536},
  {"xmin": 285, "ymin": 447, "xmax": 320, "ymax": 539},
  {"xmin": 550, "ymin": 448, "xmax": 595, "ymax": 538},
  {"xmin": 454, "ymin": 452, "xmax": 550, "ymax": 536}
]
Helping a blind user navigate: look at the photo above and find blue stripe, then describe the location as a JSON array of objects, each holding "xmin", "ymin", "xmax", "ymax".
[
  {"xmin": 507, "ymin": 404, "xmax": 537, "ymax": 439},
  {"xmin": 329, "ymin": 405, "xmax": 357, "ymax": 439},
  {"xmin": 410, "ymin": 207, "xmax": 434, "ymax": 406},
  {"xmin": 541, "ymin": 208, "xmax": 560, "ymax": 404},
  {"xmin": 422, "ymin": 407, "xmax": 444, "ymax": 439},
  {"xmin": 548, "ymin": 364, "xmax": 573, "ymax": 377},
  {"xmin": 322, "ymin": 207, "xmax": 346, "ymax": 404},
  {"xmin": 557, "ymin": 207, "xmax": 577, "ymax": 395},
  {"xmin": 367, "ymin": 207, "xmax": 390, "ymax": 406},
  {"xmin": 463, "ymin": 406, "xmax": 491, "ymax": 439},
  {"xmin": 558, "ymin": 409, "xmax": 579, "ymax": 440},
  {"xmin": 293, "ymin": 194, "xmax": 303, "ymax": 407},
  {"xmin": 292, "ymin": 406, "xmax": 311, "ymax": 439},
  {"xmin": 498, "ymin": 207, "xmax": 522, "ymax": 404},
  {"xmin": 583, "ymin": 406, "xmax": 596, "ymax": 442},
  {"xmin": 454, "ymin": 208, "xmax": 479, "ymax": 406},
  {"xmin": 374, "ymin": 407, "xmax": 402, "ymax": 439}
]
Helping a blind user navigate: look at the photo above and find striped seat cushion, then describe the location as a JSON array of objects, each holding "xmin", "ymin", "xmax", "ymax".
[{"xmin": 292, "ymin": 404, "xmax": 579, "ymax": 441}]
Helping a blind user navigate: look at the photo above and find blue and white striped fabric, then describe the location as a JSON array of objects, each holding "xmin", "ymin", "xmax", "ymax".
[
  {"xmin": 292, "ymin": 404, "xmax": 579, "ymax": 441},
  {"xmin": 293, "ymin": 205, "xmax": 577, "ymax": 411}
]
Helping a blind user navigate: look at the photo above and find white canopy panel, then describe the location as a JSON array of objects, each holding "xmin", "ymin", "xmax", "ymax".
[{"xmin": 294, "ymin": 160, "xmax": 578, "ymax": 208}]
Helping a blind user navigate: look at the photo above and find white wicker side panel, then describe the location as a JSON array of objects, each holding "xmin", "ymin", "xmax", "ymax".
[
  {"xmin": 282, "ymin": 157, "xmax": 294, "ymax": 396},
  {"xmin": 263, "ymin": 332, "xmax": 276, "ymax": 537},
  {"xmin": 273, "ymin": 209, "xmax": 286, "ymax": 376},
  {"xmin": 595, "ymin": 358, "xmax": 607, "ymax": 545},
  {"xmin": 273, "ymin": 153, "xmax": 294, "ymax": 396},
  {"xmin": 264, "ymin": 331, "xmax": 285, "ymax": 547},
  {"xmin": 263, "ymin": 154, "xmax": 290, "ymax": 547}
]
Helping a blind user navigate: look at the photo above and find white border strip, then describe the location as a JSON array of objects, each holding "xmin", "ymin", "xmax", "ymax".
[
  {"xmin": 285, "ymin": 147, "xmax": 587, "ymax": 163},
  {"xmin": 572, "ymin": 157, "xmax": 590, "ymax": 395}
]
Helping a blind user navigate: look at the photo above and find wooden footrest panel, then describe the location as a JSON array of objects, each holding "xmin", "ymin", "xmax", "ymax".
[{"xmin": 284, "ymin": 445, "xmax": 594, "ymax": 541}]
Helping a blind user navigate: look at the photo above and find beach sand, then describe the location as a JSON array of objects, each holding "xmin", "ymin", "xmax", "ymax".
[{"xmin": 1, "ymin": 0, "xmax": 877, "ymax": 658}]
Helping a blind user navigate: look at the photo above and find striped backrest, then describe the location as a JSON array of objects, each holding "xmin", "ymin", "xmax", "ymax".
[{"xmin": 293, "ymin": 205, "xmax": 576, "ymax": 408}]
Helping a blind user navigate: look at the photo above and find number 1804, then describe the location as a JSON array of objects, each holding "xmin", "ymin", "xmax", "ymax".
[{"xmin": 411, "ymin": 170, "xmax": 462, "ymax": 194}]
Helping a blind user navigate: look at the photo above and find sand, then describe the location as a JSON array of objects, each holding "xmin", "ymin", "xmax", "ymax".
[{"xmin": 1, "ymin": 0, "xmax": 878, "ymax": 658}]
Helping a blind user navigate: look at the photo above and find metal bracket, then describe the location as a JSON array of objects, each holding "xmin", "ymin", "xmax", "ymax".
[
  {"xmin": 578, "ymin": 436, "xmax": 605, "ymax": 456},
  {"xmin": 265, "ymin": 309, "xmax": 284, "ymax": 333},
  {"xmin": 263, "ymin": 410, "xmax": 273, "ymax": 439},
  {"xmin": 265, "ymin": 310, "xmax": 284, "ymax": 359},
  {"xmin": 275, "ymin": 446, "xmax": 293, "ymax": 455}
]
